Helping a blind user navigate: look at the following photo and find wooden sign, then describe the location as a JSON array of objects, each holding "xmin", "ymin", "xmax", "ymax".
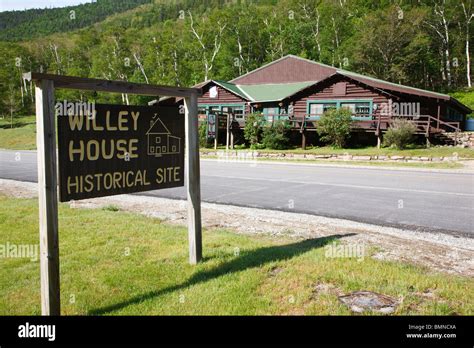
[
  {"xmin": 26, "ymin": 72, "xmax": 202, "ymax": 316},
  {"xmin": 217, "ymin": 113, "xmax": 227, "ymax": 128},
  {"xmin": 207, "ymin": 113, "xmax": 217, "ymax": 138},
  {"xmin": 57, "ymin": 103, "xmax": 184, "ymax": 202}
]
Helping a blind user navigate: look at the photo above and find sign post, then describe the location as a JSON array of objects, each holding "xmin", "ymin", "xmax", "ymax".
[
  {"xmin": 25, "ymin": 72, "xmax": 203, "ymax": 315},
  {"xmin": 184, "ymin": 93, "xmax": 202, "ymax": 264},
  {"xmin": 36, "ymin": 79, "xmax": 61, "ymax": 316},
  {"xmin": 207, "ymin": 113, "xmax": 217, "ymax": 149}
]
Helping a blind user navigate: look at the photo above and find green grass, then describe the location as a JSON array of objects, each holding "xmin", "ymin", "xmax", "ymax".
[
  {"xmin": 202, "ymin": 145, "xmax": 474, "ymax": 159},
  {"xmin": 0, "ymin": 115, "xmax": 37, "ymax": 150},
  {"xmin": 317, "ymin": 160, "xmax": 463, "ymax": 169},
  {"xmin": 102, "ymin": 204, "xmax": 121, "ymax": 212},
  {"xmin": 202, "ymin": 155, "xmax": 465, "ymax": 169},
  {"xmin": 0, "ymin": 195, "xmax": 472, "ymax": 315}
]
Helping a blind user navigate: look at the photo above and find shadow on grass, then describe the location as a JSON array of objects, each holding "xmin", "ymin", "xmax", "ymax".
[
  {"xmin": 89, "ymin": 233, "xmax": 354, "ymax": 315},
  {"xmin": 0, "ymin": 121, "xmax": 35, "ymax": 129}
]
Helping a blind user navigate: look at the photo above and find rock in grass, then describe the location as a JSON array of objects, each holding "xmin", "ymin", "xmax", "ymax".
[{"xmin": 338, "ymin": 291, "xmax": 398, "ymax": 314}]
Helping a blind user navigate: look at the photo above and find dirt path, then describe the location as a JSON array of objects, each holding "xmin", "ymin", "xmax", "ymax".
[{"xmin": 1, "ymin": 178, "xmax": 472, "ymax": 277}]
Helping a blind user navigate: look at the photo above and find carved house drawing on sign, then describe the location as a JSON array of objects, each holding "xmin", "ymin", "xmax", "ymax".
[{"xmin": 147, "ymin": 117, "xmax": 181, "ymax": 156}]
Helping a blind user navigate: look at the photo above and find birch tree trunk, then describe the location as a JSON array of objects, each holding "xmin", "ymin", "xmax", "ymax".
[
  {"xmin": 426, "ymin": 3, "xmax": 453, "ymax": 87},
  {"xmin": 133, "ymin": 52, "xmax": 149, "ymax": 84},
  {"xmin": 461, "ymin": 1, "xmax": 473, "ymax": 87},
  {"xmin": 301, "ymin": 3, "xmax": 322, "ymax": 60},
  {"xmin": 189, "ymin": 11, "xmax": 226, "ymax": 81}
]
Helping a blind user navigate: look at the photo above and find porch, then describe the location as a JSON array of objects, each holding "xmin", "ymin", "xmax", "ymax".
[
  {"xmin": 264, "ymin": 113, "xmax": 462, "ymax": 148},
  {"xmin": 220, "ymin": 113, "xmax": 462, "ymax": 149}
]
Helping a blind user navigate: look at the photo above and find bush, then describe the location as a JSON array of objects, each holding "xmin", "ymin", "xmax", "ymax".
[
  {"xmin": 250, "ymin": 143, "xmax": 266, "ymax": 150},
  {"xmin": 449, "ymin": 88, "xmax": 474, "ymax": 119},
  {"xmin": 102, "ymin": 204, "xmax": 120, "ymax": 212},
  {"xmin": 316, "ymin": 108, "xmax": 352, "ymax": 148},
  {"xmin": 261, "ymin": 120, "xmax": 291, "ymax": 150},
  {"xmin": 243, "ymin": 113, "xmax": 265, "ymax": 146},
  {"xmin": 383, "ymin": 118, "xmax": 417, "ymax": 149},
  {"xmin": 199, "ymin": 122, "xmax": 212, "ymax": 148}
]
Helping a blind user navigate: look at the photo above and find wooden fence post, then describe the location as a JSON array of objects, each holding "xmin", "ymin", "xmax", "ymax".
[
  {"xmin": 301, "ymin": 130, "xmax": 306, "ymax": 150},
  {"xmin": 226, "ymin": 112, "xmax": 230, "ymax": 151},
  {"xmin": 184, "ymin": 92, "xmax": 202, "ymax": 264},
  {"xmin": 36, "ymin": 79, "xmax": 61, "ymax": 315},
  {"xmin": 376, "ymin": 113, "xmax": 382, "ymax": 149},
  {"xmin": 437, "ymin": 102, "xmax": 441, "ymax": 130},
  {"xmin": 300, "ymin": 115, "xmax": 306, "ymax": 150},
  {"xmin": 214, "ymin": 113, "xmax": 218, "ymax": 150}
]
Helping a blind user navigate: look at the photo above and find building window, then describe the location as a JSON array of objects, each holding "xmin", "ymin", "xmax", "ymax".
[
  {"xmin": 234, "ymin": 109, "xmax": 244, "ymax": 120},
  {"xmin": 309, "ymin": 103, "xmax": 336, "ymax": 116},
  {"xmin": 198, "ymin": 104, "xmax": 245, "ymax": 121},
  {"xmin": 264, "ymin": 107, "xmax": 278, "ymax": 115},
  {"xmin": 309, "ymin": 103, "xmax": 323, "ymax": 116},
  {"xmin": 263, "ymin": 107, "xmax": 279, "ymax": 122},
  {"xmin": 308, "ymin": 100, "xmax": 372, "ymax": 119},
  {"xmin": 356, "ymin": 103, "xmax": 371, "ymax": 116},
  {"xmin": 155, "ymin": 137, "xmax": 161, "ymax": 144},
  {"xmin": 209, "ymin": 106, "xmax": 220, "ymax": 114},
  {"xmin": 340, "ymin": 102, "xmax": 356, "ymax": 113},
  {"xmin": 340, "ymin": 102, "xmax": 370, "ymax": 116},
  {"xmin": 263, "ymin": 107, "xmax": 279, "ymax": 116}
]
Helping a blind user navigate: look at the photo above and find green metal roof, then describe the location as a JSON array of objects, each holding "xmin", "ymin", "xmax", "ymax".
[
  {"xmin": 237, "ymin": 81, "xmax": 316, "ymax": 102},
  {"xmin": 213, "ymin": 80, "xmax": 249, "ymax": 100},
  {"xmin": 209, "ymin": 80, "xmax": 317, "ymax": 103}
]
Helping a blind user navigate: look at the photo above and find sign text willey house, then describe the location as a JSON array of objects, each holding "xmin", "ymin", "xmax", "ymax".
[{"xmin": 57, "ymin": 104, "xmax": 184, "ymax": 201}]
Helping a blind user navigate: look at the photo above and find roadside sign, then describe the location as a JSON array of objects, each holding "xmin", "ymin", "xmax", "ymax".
[
  {"xmin": 57, "ymin": 104, "xmax": 184, "ymax": 202},
  {"xmin": 26, "ymin": 72, "xmax": 202, "ymax": 315},
  {"xmin": 217, "ymin": 113, "xmax": 227, "ymax": 128},
  {"xmin": 207, "ymin": 113, "xmax": 216, "ymax": 138}
]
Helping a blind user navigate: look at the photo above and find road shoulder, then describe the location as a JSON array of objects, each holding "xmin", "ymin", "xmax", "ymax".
[
  {"xmin": 201, "ymin": 157, "xmax": 474, "ymax": 173},
  {"xmin": 1, "ymin": 178, "xmax": 472, "ymax": 277}
]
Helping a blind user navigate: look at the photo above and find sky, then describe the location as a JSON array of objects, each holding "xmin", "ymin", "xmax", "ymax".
[{"xmin": 0, "ymin": 0, "xmax": 93, "ymax": 12}]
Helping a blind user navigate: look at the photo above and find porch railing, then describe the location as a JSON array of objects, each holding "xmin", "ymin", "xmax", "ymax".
[{"xmin": 260, "ymin": 113, "xmax": 461, "ymax": 135}]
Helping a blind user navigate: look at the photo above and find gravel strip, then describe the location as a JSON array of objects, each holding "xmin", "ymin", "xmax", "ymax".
[{"xmin": 1, "ymin": 178, "xmax": 472, "ymax": 277}]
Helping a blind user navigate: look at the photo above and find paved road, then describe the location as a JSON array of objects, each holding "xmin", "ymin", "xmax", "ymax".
[{"xmin": 1, "ymin": 150, "xmax": 473, "ymax": 236}]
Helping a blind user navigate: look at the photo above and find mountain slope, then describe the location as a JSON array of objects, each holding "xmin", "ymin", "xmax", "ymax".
[{"xmin": 0, "ymin": 0, "xmax": 152, "ymax": 41}]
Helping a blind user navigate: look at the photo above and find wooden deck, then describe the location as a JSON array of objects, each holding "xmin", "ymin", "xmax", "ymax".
[
  {"xmin": 230, "ymin": 113, "xmax": 461, "ymax": 136},
  {"xmin": 200, "ymin": 112, "xmax": 462, "ymax": 148}
]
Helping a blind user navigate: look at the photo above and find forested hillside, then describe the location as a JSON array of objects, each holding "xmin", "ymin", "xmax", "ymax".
[
  {"xmin": 0, "ymin": 0, "xmax": 153, "ymax": 41},
  {"xmin": 0, "ymin": 0, "xmax": 472, "ymax": 117}
]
